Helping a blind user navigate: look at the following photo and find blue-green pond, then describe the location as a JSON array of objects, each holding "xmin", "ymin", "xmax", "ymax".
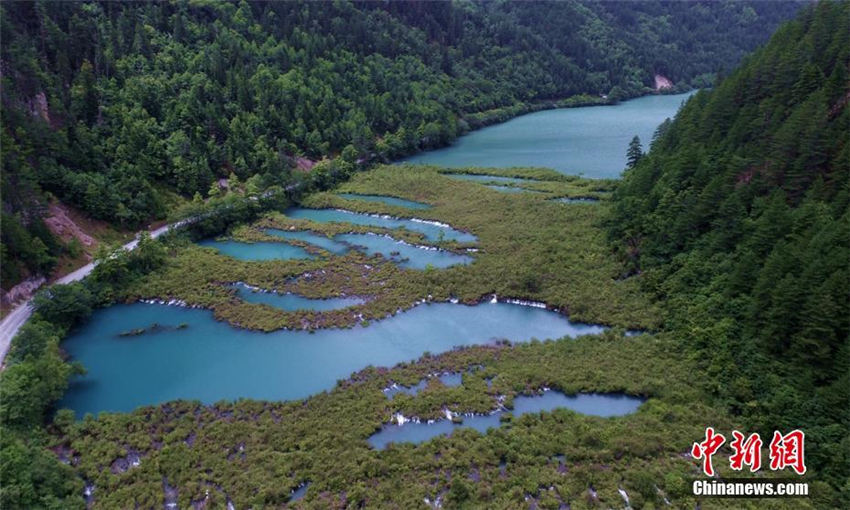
[
  {"xmin": 402, "ymin": 92, "xmax": 696, "ymax": 178},
  {"xmin": 60, "ymin": 302, "xmax": 605, "ymax": 416},
  {"xmin": 336, "ymin": 193, "xmax": 431, "ymax": 209},
  {"xmin": 290, "ymin": 483, "xmax": 310, "ymax": 502},
  {"xmin": 368, "ymin": 391, "xmax": 644, "ymax": 449},
  {"xmin": 231, "ymin": 283, "xmax": 365, "ymax": 311},
  {"xmin": 264, "ymin": 229, "xmax": 350, "ymax": 254},
  {"xmin": 201, "ymin": 229, "xmax": 471, "ymax": 269},
  {"xmin": 285, "ymin": 207, "xmax": 477, "ymax": 243},
  {"xmin": 334, "ymin": 233, "xmax": 472, "ymax": 269}
]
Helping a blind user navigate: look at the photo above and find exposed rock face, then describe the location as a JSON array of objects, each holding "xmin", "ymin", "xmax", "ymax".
[
  {"xmin": 2, "ymin": 201, "xmax": 98, "ymax": 305},
  {"xmin": 28, "ymin": 91, "xmax": 50, "ymax": 123},
  {"xmin": 1, "ymin": 276, "xmax": 46, "ymax": 305},
  {"xmin": 654, "ymin": 74, "xmax": 673, "ymax": 91},
  {"xmin": 44, "ymin": 202, "xmax": 96, "ymax": 248},
  {"xmin": 295, "ymin": 156, "xmax": 316, "ymax": 172}
]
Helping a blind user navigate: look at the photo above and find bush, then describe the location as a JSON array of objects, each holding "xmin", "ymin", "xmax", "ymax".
[{"xmin": 31, "ymin": 283, "xmax": 93, "ymax": 330}]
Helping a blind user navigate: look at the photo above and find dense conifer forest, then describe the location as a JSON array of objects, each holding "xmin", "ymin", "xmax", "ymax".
[
  {"xmin": 608, "ymin": 0, "xmax": 849, "ymax": 500},
  {"xmin": 1, "ymin": 0, "xmax": 800, "ymax": 287}
]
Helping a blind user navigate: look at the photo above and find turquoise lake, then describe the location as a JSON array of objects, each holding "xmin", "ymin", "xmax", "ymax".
[
  {"xmin": 285, "ymin": 207, "xmax": 477, "ymax": 243},
  {"xmin": 60, "ymin": 302, "xmax": 604, "ymax": 416},
  {"xmin": 59, "ymin": 93, "xmax": 676, "ymax": 419},
  {"xmin": 402, "ymin": 91, "xmax": 696, "ymax": 178},
  {"xmin": 368, "ymin": 391, "xmax": 644, "ymax": 449}
]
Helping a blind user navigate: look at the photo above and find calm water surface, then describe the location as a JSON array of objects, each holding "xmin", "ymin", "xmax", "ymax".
[
  {"xmin": 334, "ymin": 233, "xmax": 472, "ymax": 269},
  {"xmin": 368, "ymin": 391, "xmax": 644, "ymax": 449},
  {"xmin": 61, "ymin": 302, "xmax": 604, "ymax": 415},
  {"xmin": 265, "ymin": 229, "xmax": 350, "ymax": 254},
  {"xmin": 285, "ymin": 207, "xmax": 477, "ymax": 242},
  {"xmin": 197, "ymin": 239, "xmax": 315, "ymax": 261},
  {"xmin": 290, "ymin": 483, "xmax": 310, "ymax": 501},
  {"xmin": 403, "ymin": 92, "xmax": 696, "ymax": 178},
  {"xmin": 232, "ymin": 284, "xmax": 365, "ymax": 311},
  {"xmin": 63, "ymin": 94, "xmax": 671, "ymax": 417},
  {"xmin": 199, "ymin": 230, "xmax": 471, "ymax": 269}
]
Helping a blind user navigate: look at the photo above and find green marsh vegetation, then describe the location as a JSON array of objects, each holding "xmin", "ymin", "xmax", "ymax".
[
  {"xmin": 123, "ymin": 165, "xmax": 659, "ymax": 333},
  {"xmin": 433, "ymin": 167, "xmax": 618, "ymax": 199},
  {"xmin": 54, "ymin": 334, "xmax": 754, "ymax": 509}
]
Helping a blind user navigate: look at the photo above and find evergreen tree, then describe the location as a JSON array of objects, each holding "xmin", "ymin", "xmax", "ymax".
[{"xmin": 626, "ymin": 135, "xmax": 644, "ymax": 169}]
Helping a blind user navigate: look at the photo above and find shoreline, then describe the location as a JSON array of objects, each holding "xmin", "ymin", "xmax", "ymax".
[{"xmin": 395, "ymin": 87, "xmax": 696, "ymax": 169}]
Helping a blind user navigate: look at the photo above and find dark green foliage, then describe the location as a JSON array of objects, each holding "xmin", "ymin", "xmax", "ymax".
[
  {"xmin": 0, "ymin": 336, "xmax": 74, "ymax": 430},
  {"xmin": 0, "ymin": 213, "xmax": 60, "ymax": 285},
  {"xmin": 31, "ymin": 283, "xmax": 93, "ymax": 330},
  {"xmin": 608, "ymin": 1, "xmax": 850, "ymax": 500},
  {"xmin": 0, "ymin": 0, "xmax": 800, "ymax": 287},
  {"xmin": 626, "ymin": 135, "xmax": 644, "ymax": 169},
  {"xmin": 0, "ymin": 433, "xmax": 84, "ymax": 510},
  {"xmin": 6, "ymin": 318, "xmax": 61, "ymax": 364}
]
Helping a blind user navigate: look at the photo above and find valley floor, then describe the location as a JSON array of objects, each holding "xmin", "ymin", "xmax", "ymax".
[{"xmin": 54, "ymin": 166, "xmax": 811, "ymax": 509}]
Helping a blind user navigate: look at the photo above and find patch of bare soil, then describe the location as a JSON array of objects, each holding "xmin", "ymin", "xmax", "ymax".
[
  {"xmin": 45, "ymin": 202, "xmax": 96, "ymax": 248},
  {"xmin": 654, "ymin": 74, "xmax": 673, "ymax": 91},
  {"xmin": 295, "ymin": 156, "xmax": 317, "ymax": 172},
  {"xmin": 44, "ymin": 200, "xmax": 132, "ymax": 281}
]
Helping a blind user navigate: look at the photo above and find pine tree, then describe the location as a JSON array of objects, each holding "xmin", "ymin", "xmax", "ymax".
[
  {"xmin": 626, "ymin": 135, "xmax": 644, "ymax": 169},
  {"xmin": 207, "ymin": 181, "xmax": 221, "ymax": 199}
]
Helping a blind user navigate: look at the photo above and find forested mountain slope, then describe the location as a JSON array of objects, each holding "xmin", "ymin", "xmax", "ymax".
[
  {"xmin": 0, "ymin": 0, "xmax": 802, "ymax": 288},
  {"xmin": 609, "ymin": 0, "xmax": 849, "ymax": 501}
]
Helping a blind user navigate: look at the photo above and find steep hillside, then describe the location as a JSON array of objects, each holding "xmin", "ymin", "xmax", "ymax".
[
  {"xmin": 609, "ymin": 1, "xmax": 849, "ymax": 501},
  {"xmin": 0, "ymin": 0, "xmax": 802, "ymax": 288}
]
